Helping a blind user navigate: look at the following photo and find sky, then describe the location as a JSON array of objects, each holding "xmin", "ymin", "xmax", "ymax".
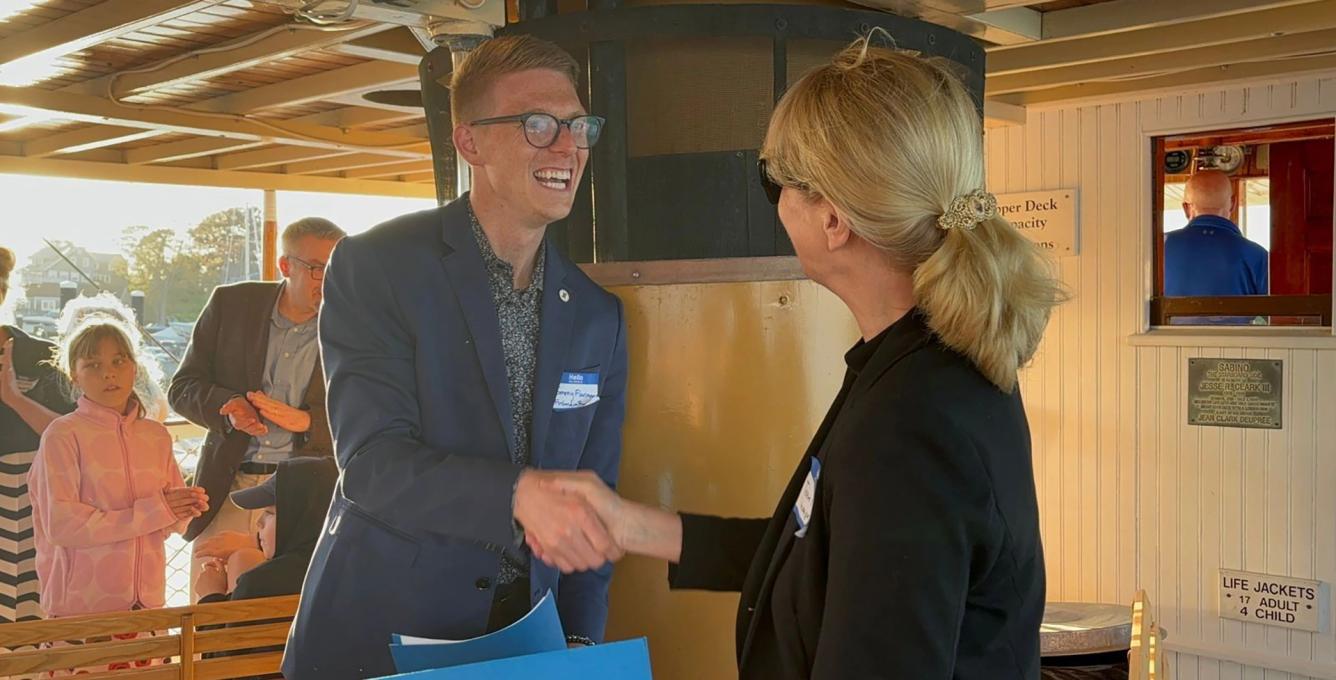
[{"xmin": 2, "ymin": 174, "xmax": 438, "ymax": 269}]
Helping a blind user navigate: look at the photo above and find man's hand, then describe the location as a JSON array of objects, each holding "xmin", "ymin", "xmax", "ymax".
[
  {"xmin": 513, "ymin": 470, "xmax": 622, "ymax": 574},
  {"xmin": 0, "ymin": 338, "xmax": 21, "ymax": 408},
  {"xmin": 194, "ymin": 530, "xmax": 259, "ymax": 560},
  {"xmin": 165, "ymin": 486, "xmax": 209, "ymax": 521},
  {"xmin": 196, "ymin": 559, "xmax": 228, "ymax": 598},
  {"xmin": 540, "ymin": 471, "xmax": 685, "ymax": 564},
  {"xmin": 246, "ymin": 391, "xmax": 311, "ymax": 433},
  {"xmin": 220, "ymin": 396, "xmax": 268, "ymax": 436}
]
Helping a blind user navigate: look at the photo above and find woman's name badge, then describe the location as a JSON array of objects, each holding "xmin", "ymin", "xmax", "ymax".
[{"xmin": 792, "ymin": 457, "xmax": 821, "ymax": 538}]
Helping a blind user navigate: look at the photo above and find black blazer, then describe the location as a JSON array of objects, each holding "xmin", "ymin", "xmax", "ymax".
[
  {"xmin": 670, "ymin": 310, "xmax": 1045, "ymax": 680},
  {"xmin": 168, "ymin": 282, "xmax": 333, "ymax": 540}
]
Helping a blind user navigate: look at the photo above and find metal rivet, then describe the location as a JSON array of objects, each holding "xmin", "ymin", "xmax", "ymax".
[
  {"xmin": 778, "ymin": 295, "xmax": 790, "ymax": 306},
  {"xmin": 775, "ymin": 18, "xmax": 788, "ymax": 30},
  {"xmin": 928, "ymin": 34, "xmax": 937, "ymax": 45},
  {"xmin": 631, "ymin": 271, "xmax": 641, "ymax": 279},
  {"xmin": 559, "ymin": 289, "xmax": 570, "ymax": 302},
  {"xmin": 858, "ymin": 23, "xmax": 870, "ymax": 33}
]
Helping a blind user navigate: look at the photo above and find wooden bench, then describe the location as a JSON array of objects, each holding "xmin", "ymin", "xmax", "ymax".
[{"xmin": 0, "ymin": 595, "xmax": 298, "ymax": 679}]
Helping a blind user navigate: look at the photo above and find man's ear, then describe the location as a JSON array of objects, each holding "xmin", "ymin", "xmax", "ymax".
[
  {"xmin": 453, "ymin": 125, "xmax": 482, "ymax": 166},
  {"xmin": 824, "ymin": 202, "xmax": 853, "ymax": 252},
  {"xmin": 277, "ymin": 255, "xmax": 291, "ymax": 279}
]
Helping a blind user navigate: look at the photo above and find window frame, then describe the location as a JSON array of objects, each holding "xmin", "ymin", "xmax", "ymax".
[{"xmin": 1148, "ymin": 118, "xmax": 1335, "ymax": 329}]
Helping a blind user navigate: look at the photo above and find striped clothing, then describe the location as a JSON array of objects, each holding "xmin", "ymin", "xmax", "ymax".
[{"xmin": 0, "ymin": 326, "xmax": 75, "ymax": 625}]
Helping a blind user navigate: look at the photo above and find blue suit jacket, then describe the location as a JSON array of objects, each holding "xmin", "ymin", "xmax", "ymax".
[{"xmin": 283, "ymin": 196, "xmax": 628, "ymax": 679}]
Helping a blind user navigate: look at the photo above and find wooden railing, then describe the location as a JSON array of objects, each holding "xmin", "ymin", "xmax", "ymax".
[
  {"xmin": 0, "ymin": 595, "xmax": 297, "ymax": 679},
  {"xmin": 1150, "ymin": 294, "xmax": 1332, "ymax": 326}
]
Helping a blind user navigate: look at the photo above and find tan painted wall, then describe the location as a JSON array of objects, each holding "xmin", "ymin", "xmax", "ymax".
[{"xmin": 603, "ymin": 278, "xmax": 856, "ymax": 680}]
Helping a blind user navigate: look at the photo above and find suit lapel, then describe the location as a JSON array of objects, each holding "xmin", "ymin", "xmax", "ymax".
[
  {"xmin": 528, "ymin": 243, "xmax": 573, "ymax": 469},
  {"xmin": 439, "ymin": 199, "xmax": 515, "ymax": 458},
  {"xmin": 244, "ymin": 283, "xmax": 282, "ymax": 389}
]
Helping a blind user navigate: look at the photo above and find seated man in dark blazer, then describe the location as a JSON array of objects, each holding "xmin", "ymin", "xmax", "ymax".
[
  {"xmin": 169, "ymin": 218, "xmax": 344, "ymax": 592},
  {"xmin": 282, "ymin": 35, "xmax": 629, "ymax": 680}
]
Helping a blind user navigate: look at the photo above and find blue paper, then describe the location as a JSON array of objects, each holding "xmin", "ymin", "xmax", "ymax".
[
  {"xmin": 388, "ymin": 591, "xmax": 566, "ymax": 673},
  {"xmin": 380, "ymin": 638, "xmax": 652, "ymax": 679}
]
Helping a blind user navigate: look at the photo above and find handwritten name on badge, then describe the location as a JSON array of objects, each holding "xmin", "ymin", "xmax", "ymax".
[
  {"xmin": 554, "ymin": 371, "xmax": 600, "ymax": 411},
  {"xmin": 793, "ymin": 458, "xmax": 821, "ymax": 538}
]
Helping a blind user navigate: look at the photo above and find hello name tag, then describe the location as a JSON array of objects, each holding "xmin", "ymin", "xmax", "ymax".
[
  {"xmin": 793, "ymin": 457, "xmax": 821, "ymax": 538},
  {"xmin": 554, "ymin": 371, "xmax": 600, "ymax": 411}
]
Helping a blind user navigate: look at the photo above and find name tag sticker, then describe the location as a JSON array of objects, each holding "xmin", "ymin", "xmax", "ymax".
[
  {"xmin": 793, "ymin": 457, "xmax": 821, "ymax": 538},
  {"xmin": 554, "ymin": 371, "xmax": 600, "ymax": 411}
]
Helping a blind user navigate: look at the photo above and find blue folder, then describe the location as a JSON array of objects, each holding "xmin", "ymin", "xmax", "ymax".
[
  {"xmin": 381, "ymin": 638, "xmax": 652, "ymax": 679},
  {"xmin": 388, "ymin": 591, "xmax": 566, "ymax": 672}
]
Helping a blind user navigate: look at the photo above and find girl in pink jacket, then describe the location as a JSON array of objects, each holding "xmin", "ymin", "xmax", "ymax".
[{"xmin": 29, "ymin": 319, "xmax": 208, "ymax": 671}]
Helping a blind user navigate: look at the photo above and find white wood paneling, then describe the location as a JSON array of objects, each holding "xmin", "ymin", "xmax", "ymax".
[{"xmin": 988, "ymin": 70, "xmax": 1336, "ymax": 679}]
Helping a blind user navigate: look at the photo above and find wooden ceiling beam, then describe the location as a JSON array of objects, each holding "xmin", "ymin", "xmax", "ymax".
[
  {"xmin": 987, "ymin": 27, "xmax": 1336, "ymax": 95},
  {"xmin": 845, "ymin": 0, "xmax": 1039, "ymax": 45},
  {"xmin": 23, "ymin": 125, "xmax": 165, "ymax": 158},
  {"xmin": 326, "ymin": 28, "xmax": 427, "ymax": 65},
  {"xmin": 0, "ymin": 0, "xmax": 222, "ymax": 67},
  {"xmin": 61, "ymin": 22, "xmax": 393, "ymax": 99},
  {"xmin": 987, "ymin": 0, "xmax": 1336, "ymax": 75},
  {"xmin": 1041, "ymin": 0, "xmax": 1322, "ymax": 41},
  {"xmin": 187, "ymin": 61, "xmax": 419, "ymax": 114},
  {"xmin": 1001, "ymin": 52, "xmax": 1336, "ymax": 106},
  {"xmin": 214, "ymin": 146, "xmax": 353, "ymax": 171},
  {"xmin": 0, "ymin": 155, "xmax": 435, "ymax": 198},
  {"xmin": 343, "ymin": 160, "xmax": 434, "ymax": 179},
  {"xmin": 0, "ymin": 85, "xmax": 432, "ymax": 159},
  {"xmin": 291, "ymin": 106, "xmax": 422, "ymax": 129},
  {"xmin": 283, "ymin": 152, "xmax": 425, "ymax": 175},
  {"xmin": 123, "ymin": 137, "xmax": 266, "ymax": 164},
  {"xmin": 399, "ymin": 171, "xmax": 436, "ymax": 183}
]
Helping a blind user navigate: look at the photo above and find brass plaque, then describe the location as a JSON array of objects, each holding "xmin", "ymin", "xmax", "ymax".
[{"xmin": 1188, "ymin": 358, "xmax": 1283, "ymax": 429}]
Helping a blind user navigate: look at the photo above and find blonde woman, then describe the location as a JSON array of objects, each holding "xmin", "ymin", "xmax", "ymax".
[{"xmin": 537, "ymin": 37, "xmax": 1065, "ymax": 679}]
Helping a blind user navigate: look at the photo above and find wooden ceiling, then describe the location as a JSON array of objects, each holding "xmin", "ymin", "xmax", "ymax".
[{"xmin": 0, "ymin": 0, "xmax": 1334, "ymax": 195}]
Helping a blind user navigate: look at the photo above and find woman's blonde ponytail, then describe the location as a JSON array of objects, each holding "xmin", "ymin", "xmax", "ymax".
[{"xmin": 763, "ymin": 36, "xmax": 1066, "ymax": 392}]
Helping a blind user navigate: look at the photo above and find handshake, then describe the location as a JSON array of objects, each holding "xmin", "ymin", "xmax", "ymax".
[{"xmin": 513, "ymin": 470, "xmax": 681, "ymax": 574}]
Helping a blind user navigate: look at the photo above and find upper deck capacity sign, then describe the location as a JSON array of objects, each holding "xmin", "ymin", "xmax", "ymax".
[{"xmin": 995, "ymin": 189, "xmax": 1079, "ymax": 256}]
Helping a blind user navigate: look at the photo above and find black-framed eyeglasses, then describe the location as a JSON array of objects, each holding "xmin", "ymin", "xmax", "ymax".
[
  {"xmin": 285, "ymin": 255, "xmax": 327, "ymax": 281},
  {"xmin": 469, "ymin": 112, "xmax": 606, "ymax": 149}
]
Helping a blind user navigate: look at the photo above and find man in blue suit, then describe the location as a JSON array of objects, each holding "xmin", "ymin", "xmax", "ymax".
[{"xmin": 283, "ymin": 35, "xmax": 628, "ymax": 679}]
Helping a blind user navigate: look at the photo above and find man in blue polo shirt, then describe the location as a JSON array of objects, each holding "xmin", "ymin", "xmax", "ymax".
[{"xmin": 1165, "ymin": 170, "xmax": 1269, "ymax": 323}]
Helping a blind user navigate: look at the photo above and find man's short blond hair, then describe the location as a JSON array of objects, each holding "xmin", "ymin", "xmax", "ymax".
[{"xmin": 449, "ymin": 35, "xmax": 580, "ymax": 124}]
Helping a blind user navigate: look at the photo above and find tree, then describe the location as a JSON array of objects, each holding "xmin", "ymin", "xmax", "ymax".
[
  {"xmin": 117, "ymin": 206, "xmax": 263, "ymax": 325},
  {"xmin": 188, "ymin": 207, "xmax": 262, "ymax": 286}
]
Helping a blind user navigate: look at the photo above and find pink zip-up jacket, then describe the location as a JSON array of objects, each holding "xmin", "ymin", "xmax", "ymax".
[{"xmin": 28, "ymin": 396, "xmax": 188, "ymax": 617}]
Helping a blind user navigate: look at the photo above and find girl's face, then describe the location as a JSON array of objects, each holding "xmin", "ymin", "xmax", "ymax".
[
  {"xmin": 258, "ymin": 508, "xmax": 277, "ymax": 559},
  {"xmin": 72, "ymin": 336, "xmax": 136, "ymax": 413}
]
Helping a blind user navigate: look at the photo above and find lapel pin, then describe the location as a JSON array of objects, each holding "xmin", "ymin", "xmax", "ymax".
[{"xmin": 559, "ymin": 289, "xmax": 570, "ymax": 303}]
